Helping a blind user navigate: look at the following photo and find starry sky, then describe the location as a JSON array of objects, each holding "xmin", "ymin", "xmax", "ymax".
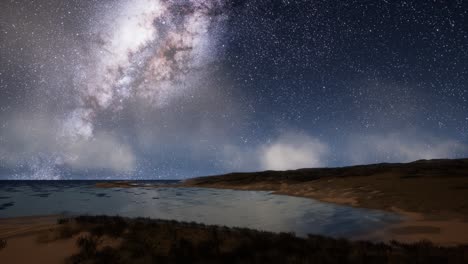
[{"xmin": 0, "ymin": 0, "xmax": 467, "ymax": 179}]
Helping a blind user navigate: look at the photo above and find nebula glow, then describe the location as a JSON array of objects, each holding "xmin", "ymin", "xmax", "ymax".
[
  {"xmin": 0, "ymin": 0, "xmax": 231, "ymax": 178},
  {"xmin": 68, "ymin": 0, "xmax": 226, "ymax": 140}
]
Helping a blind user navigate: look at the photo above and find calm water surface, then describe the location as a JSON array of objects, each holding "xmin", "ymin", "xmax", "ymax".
[{"xmin": 0, "ymin": 181, "xmax": 400, "ymax": 238}]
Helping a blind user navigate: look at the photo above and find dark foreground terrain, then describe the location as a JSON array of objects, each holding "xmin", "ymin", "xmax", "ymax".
[{"xmin": 2, "ymin": 215, "xmax": 468, "ymax": 264}]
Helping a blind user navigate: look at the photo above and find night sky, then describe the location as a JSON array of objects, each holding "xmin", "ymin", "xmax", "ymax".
[{"xmin": 0, "ymin": 0, "xmax": 467, "ymax": 179}]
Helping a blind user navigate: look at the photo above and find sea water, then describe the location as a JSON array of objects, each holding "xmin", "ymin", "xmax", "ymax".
[{"xmin": 0, "ymin": 181, "xmax": 400, "ymax": 238}]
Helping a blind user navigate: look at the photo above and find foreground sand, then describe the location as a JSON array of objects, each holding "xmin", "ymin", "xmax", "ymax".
[
  {"xmin": 0, "ymin": 216, "xmax": 122, "ymax": 264},
  {"xmin": 358, "ymin": 209, "xmax": 468, "ymax": 245},
  {"xmin": 0, "ymin": 215, "xmax": 77, "ymax": 264}
]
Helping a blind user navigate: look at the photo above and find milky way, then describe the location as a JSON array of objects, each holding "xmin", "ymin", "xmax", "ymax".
[
  {"xmin": 0, "ymin": 0, "xmax": 467, "ymax": 179},
  {"xmin": 68, "ymin": 0, "xmax": 227, "ymax": 140}
]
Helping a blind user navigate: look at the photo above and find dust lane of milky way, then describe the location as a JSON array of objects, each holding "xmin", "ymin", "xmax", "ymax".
[{"xmin": 67, "ymin": 0, "xmax": 227, "ymax": 140}]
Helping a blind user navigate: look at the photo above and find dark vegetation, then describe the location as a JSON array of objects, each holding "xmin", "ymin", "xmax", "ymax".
[
  {"xmin": 0, "ymin": 239, "xmax": 6, "ymax": 251},
  {"xmin": 56, "ymin": 215, "xmax": 468, "ymax": 264},
  {"xmin": 57, "ymin": 218, "xmax": 71, "ymax": 225}
]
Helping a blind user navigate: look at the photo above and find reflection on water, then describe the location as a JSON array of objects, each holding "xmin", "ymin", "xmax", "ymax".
[{"xmin": 0, "ymin": 181, "xmax": 400, "ymax": 238}]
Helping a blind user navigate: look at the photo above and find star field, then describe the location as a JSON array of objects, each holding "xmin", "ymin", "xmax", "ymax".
[{"xmin": 0, "ymin": 0, "xmax": 467, "ymax": 179}]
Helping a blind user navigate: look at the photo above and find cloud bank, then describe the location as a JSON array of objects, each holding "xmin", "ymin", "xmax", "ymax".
[
  {"xmin": 346, "ymin": 131, "xmax": 467, "ymax": 164},
  {"xmin": 0, "ymin": 114, "xmax": 135, "ymax": 177},
  {"xmin": 222, "ymin": 129, "xmax": 467, "ymax": 173},
  {"xmin": 223, "ymin": 131, "xmax": 330, "ymax": 172},
  {"xmin": 259, "ymin": 132, "xmax": 329, "ymax": 170}
]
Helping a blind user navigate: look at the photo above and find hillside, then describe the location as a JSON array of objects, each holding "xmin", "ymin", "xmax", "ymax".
[{"xmin": 183, "ymin": 159, "xmax": 468, "ymax": 218}]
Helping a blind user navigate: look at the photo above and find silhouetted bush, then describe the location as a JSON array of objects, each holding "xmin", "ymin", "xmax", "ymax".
[
  {"xmin": 57, "ymin": 217, "xmax": 71, "ymax": 225},
  {"xmin": 0, "ymin": 239, "xmax": 6, "ymax": 251},
  {"xmin": 58, "ymin": 224, "xmax": 77, "ymax": 239},
  {"xmin": 77, "ymin": 235, "xmax": 100, "ymax": 256},
  {"xmin": 92, "ymin": 246, "xmax": 121, "ymax": 264}
]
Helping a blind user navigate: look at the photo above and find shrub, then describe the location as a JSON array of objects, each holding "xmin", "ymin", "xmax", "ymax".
[
  {"xmin": 76, "ymin": 235, "xmax": 100, "ymax": 258},
  {"xmin": 57, "ymin": 217, "xmax": 70, "ymax": 225},
  {"xmin": 0, "ymin": 239, "xmax": 6, "ymax": 251},
  {"xmin": 93, "ymin": 246, "xmax": 121, "ymax": 264},
  {"xmin": 58, "ymin": 225, "xmax": 76, "ymax": 239}
]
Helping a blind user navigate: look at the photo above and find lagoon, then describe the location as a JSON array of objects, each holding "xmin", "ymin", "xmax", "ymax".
[{"xmin": 0, "ymin": 181, "xmax": 400, "ymax": 238}]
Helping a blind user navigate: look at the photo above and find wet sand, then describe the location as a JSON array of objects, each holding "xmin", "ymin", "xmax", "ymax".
[
  {"xmin": 0, "ymin": 215, "xmax": 122, "ymax": 263},
  {"xmin": 359, "ymin": 209, "xmax": 468, "ymax": 245}
]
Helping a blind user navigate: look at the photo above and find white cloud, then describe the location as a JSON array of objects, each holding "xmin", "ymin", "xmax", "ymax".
[
  {"xmin": 259, "ymin": 132, "xmax": 329, "ymax": 170},
  {"xmin": 62, "ymin": 132, "xmax": 136, "ymax": 172},
  {"xmin": 347, "ymin": 131, "xmax": 467, "ymax": 164},
  {"xmin": 221, "ymin": 144, "xmax": 257, "ymax": 171},
  {"xmin": 222, "ymin": 131, "xmax": 329, "ymax": 171},
  {"xmin": 0, "ymin": 113, "xmax": 136, "ymax": 177}
]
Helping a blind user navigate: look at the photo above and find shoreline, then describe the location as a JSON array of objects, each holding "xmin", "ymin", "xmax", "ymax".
[
  {"xmin": 185, "ymin": 185, "xmax": 468, "ymax": 245},
  {"xmin": 180, "ymin": 184, "xmax": 468, "ymax": 246},
  {"xmin": 168, "ymin": 159, "xmax": 468, "ymax": 245},
  {"xmin": 96, "ymin": 180, "xmax": 468, "ymax": 245},
  {"xmin": 2, "ymin": 206, "xmax": 468, "ymax": 246},
  {"xmin": 360, "ymin": 209, "xmax": 468, "ymax": 245}
]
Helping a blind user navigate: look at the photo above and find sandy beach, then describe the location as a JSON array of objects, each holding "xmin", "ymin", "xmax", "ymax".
[{"xmin": 0, "ymin": 215, "xmax": 77, "ymax": 264}]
